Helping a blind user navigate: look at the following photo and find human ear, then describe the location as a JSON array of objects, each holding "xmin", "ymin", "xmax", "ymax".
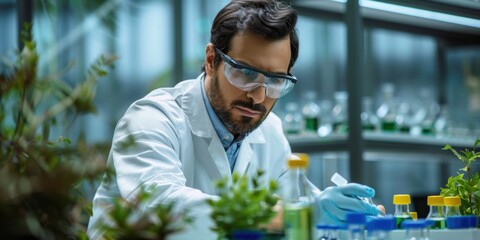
[{"xmin": 205, "ymin": 43, "xmax": 216, "ymax": 77}]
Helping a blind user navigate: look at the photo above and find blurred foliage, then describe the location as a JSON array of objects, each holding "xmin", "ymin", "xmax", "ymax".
[
  {"xmin": 440, "ymin": 139, "xmax": 480, "ymax": 217},
  {"xmin": 100, "ymin": 188, "xmax": 193, "ymax": 240},
  {"xmin": 207, "ymin": 170, "xmax": 279, "ymax": 240},
  {"xmin": 39, "ymin": 0, "xmax": 118, "ymax": 33},
  {"xmin": 0, "ymin": 24, "xmax": 116, "ymax": 239}
]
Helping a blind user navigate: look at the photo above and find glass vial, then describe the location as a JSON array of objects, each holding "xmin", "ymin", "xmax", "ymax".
[
  {"xmin": 426, "ymin": 195, "xmax": 445, "ymax": 229},
  {"xmin": 302, "ymin": 91, "xmax": 320, "ymax": 134},
  {"xmin": 366, "ymin": 216, "xmax": 395, "ymax": 240},
  {"xmin": 377, "ymin": 83, "xmax": 397, "ymax": 132},
  {"xmin": 393, "ymin": 194, "xmax": 412, "ymax": 229},
  {"xmin": 361, "ymin": 97, "xmax": 378, "ymax": 131},
  {"xmin": 402, "ymin": 219, "xmax": 432, "ymax": 240},
  {"xmin": 283, "ymin": 102, "xmax": 303, "ymax": 135},
  {"xmin": 316, "ymin": 225, "xmax": 340, "ymax": 240},
  {"xmin": 346, "ymin": 212, "xmax": 366, "ymax": 240},
  {"xmin": 284, "ymin": 153, "xmax": 313, "ymax": 240},
  {"xmin": 332, "ymin": 91, "xmax": 348, "ymax": 134},
  {"xmin": 444, "ymin": 196, "xmax": 461, "ymax": 216}
]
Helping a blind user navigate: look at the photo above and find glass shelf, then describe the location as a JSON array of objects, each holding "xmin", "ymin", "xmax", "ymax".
[{"xmin": 288, "ymin": 132, "xmax": 477, "ymax": 155}]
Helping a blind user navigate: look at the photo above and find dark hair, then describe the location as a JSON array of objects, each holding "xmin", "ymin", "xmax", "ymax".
[{"xmin": 202, "ymin": 0, "xmax": 298, "ymax": 72}]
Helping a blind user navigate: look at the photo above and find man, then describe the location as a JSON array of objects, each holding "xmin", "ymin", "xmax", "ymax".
[{"xmin": 88, "ymin": 0, "xmax": 382, "ymax": 238}]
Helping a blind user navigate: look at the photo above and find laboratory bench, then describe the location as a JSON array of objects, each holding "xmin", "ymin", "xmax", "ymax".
[{"xmin": 336, "ymin": 228, "xmax": 480, "ymax": 240}]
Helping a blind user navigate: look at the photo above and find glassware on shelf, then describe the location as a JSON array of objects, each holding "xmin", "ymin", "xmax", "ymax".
[
  {"xmin": 411, "ymin": 88, "xmax": 440, "ymax": 136},
  {"xmin": 302, "ymin": 91, "xmax": 321, "ymax": 134},
  {"xmin": 434, "ymin": 105, "xmax": 450, "ymax": 137},
  {"xmin": 421, "ymin": 101, "xmax": 440, "ymax": 135},
  {"xmin": 331, "ymin": 91, "xmax": 348, "ymax": 134},
  {"xmin": 283, "ymin": 102, "xmax": 304, "ymax": 135},
  {"xmin": 361, "ymin": 97, "xmax": 379, "ymax": 132},
  {"xmin": 395, "ymin": 102, "xmax": 412, "ymax": 134},
  {"xmin": 376, "ymin": 83, "xmax": 397, "ymax": 132},
  {"xmin": 317, "ymin": 99, "xmax": 333, "ymax": 137}
]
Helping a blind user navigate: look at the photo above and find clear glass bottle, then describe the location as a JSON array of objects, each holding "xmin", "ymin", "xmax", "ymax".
[
  {"xmin": 395, "ymin": 102, "xmax": 411, "ymax": 134},
  {"xmin": 444, "ymin": 196, "xmax": 461, "ymax": 216},
  {"xmin": 317, "ymin": 99, "xmax": 333, "ymax": 137},
  {"xmin": 366, "ymin": 216, "xmax": 395, "ymax": 240},
  {"xmin": 316, "ymin": 224, "xmax": 330, "ymax": 240},
  {"xmin": 426, "ymin": 195, "xmax": 445, "ymax": 229},
  {"xmin": 376, "ymin": 83, "xmax": 397, "ymax": 132},
  {"xmin": 346, "ymin": 212, "xmax": 366, "ymax": 240},
  {"xmin": 302, "ymin": 91, "xmax": 321, "ymax": 134},
  {"xmin": 284, "ymin": 153, "xmax": 313, "ymax": 240},
  {"xmin": 402, "ymin": 219, "xmax": 432, "ymax": 240},
  {"xmin": 283, "ymin": 102, "xmax": 303, "ymax": 135},
  {"xmin": 361, "ymin": 97, "xmax": 378, "ymax": 132},
  {"xmin": 434, "ymin": 106, "xmax": 450, "ymax": 138},
  {"xmin": 331, "ymin": 91, "xmax": 348, "ymax": 134},
  {"xmin": 393, "ymin": 194, "xmax": 412, "ymax": 229}
]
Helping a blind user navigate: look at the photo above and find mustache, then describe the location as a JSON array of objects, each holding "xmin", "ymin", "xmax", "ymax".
[{"xmin": 232, "ymin": 100, "xmax": 267, "ymax": 114}]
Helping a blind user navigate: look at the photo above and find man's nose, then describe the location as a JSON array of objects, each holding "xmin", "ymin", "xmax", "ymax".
[{"xmin": 246, "ymin": 84, "xmax": 266, "ymax": 104}]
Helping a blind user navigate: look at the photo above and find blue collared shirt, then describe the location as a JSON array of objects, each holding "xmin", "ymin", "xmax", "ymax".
[{"xmin": 201, "ymin": 76, "xmax": 244, "ymax": 172}]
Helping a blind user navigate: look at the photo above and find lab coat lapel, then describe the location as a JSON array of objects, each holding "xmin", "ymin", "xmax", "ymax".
[
  {"xmin": 181, "ymin": 74, "xmax": 231, "ymax": 180},
  {"xmin": 208, "ymin": 137, "xmax": 231, "ymax": 179},
  {"xmin": 233, "ymin": 128, "xmax": 266, "ymax": 175}
]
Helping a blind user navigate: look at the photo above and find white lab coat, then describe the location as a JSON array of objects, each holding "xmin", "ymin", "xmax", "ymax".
[{"xmin": 87, "ymin": 74, "xmax": 293, "ymax": 239}]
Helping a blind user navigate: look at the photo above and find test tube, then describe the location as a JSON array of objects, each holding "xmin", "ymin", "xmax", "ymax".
[{"xmin": 330, "ymin": 172, "xmax": 375, "ymax": 205}]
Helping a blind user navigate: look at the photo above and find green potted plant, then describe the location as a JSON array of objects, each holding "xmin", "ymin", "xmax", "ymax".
[
  {"xmin": 207, "ymin": 170, "xmax": 279, "ymax": 240},
  {"xmin": 440, "ymin": 139, "xmax": 480, "ymax": 218},
  {"xmin": 100, "ymin": 187, "xmax": 193, "ymax": 240}
]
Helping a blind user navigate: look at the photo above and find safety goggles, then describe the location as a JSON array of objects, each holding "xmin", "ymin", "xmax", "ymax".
[{"xmin": 215, "ymin": 48, "xmax": 297, "ymax": 98}]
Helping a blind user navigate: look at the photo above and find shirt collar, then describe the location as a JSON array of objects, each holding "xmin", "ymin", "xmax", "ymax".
[{"xmin": 201, "ymin": 75, "xmax": 242, "ymax": 148}]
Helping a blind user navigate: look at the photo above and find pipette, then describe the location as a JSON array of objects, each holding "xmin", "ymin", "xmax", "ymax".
[{"xmin": 330, "ymin": 172, "xmax": 374, "ymax": 205}]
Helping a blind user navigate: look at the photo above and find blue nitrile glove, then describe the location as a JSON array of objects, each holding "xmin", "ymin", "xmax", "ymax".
[{"xmin": 315, "ymin": 183, "xmax": 380, "ymax": 225}]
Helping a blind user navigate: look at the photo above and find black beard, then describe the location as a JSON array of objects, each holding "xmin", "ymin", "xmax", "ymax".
[{"xmin": 208, "ymin": 74, "xmax": 269, "ymax": 136}]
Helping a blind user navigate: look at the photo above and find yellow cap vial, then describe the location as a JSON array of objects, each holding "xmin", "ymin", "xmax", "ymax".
[
  {"xmin": 410, "ymin": 212, "xmax": 418, "ymax": 220},
  {"xmin": 393, "ymin": 194, "xmax": 411, "ymax": 205},
  {"xmin": 427, "ymin": 195, "xmax": 444, "ymax": 206},
  {"xmin": 444, "ymin": 196, "xmax": 461, "ymax": 206},
  {"xmin": 287, "ymin": 153, "xmax": 309, "ymax": 168}
]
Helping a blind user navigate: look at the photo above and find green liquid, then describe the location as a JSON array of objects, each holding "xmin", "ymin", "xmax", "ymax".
[
  {"xmin": 429, "ymin": 218, "xmax": 446, "ymax": 229},
  {"xmin": 305, "ymin": 118, "xmax": 318, "ymax": 131},
  {"xmin": 399, "ymin": 125, "xmax": 410, "ymax": 133},
  {"xmin": 422, "ymin": 126, "xmax": 433, "ymax": 135},
  {"xmin": 381, "ymin": 121, "xmax": 396, "ymax": 131},
  {"xmin": 286, "ymin": 129, "xmax": 301, "ymax": 135},
  {"xmin": 362, "ymin": 123, "xmax": 375, "ymax": 131},
  {"xmin": 395, "ymin": 215, "xmax": 412, "ymax": 229},
  {"xmin": 284, "ymin": 203, "xmax": 313, "ymax": 240},
  {"xmin": 333, "ymin": 122, "xmax": 348, "ymax": 133}
]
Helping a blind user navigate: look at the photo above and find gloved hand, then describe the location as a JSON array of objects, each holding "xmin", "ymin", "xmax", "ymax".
[{"xmin": 315, "ymin": 183, "xmax": 380, "ymax": 225}]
